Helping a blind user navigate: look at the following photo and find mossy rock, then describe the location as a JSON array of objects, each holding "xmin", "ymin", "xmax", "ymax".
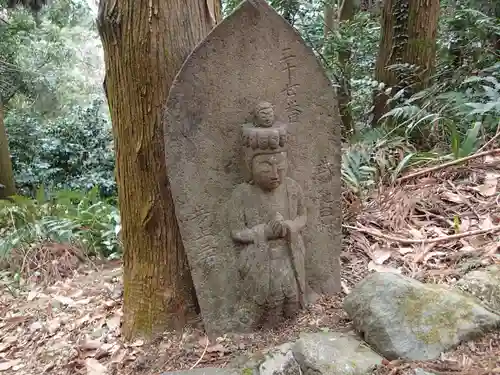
[
  {"xmin": 343, "ymin": 272, "xmax": 500, "ymax": 361},
  {"xmin": 455, "ymin": 265, "xmax": 500, "ymax": 312},
  {"xmin": 292, "ymin": 331, "xmax": 383, "ymax": 375}
]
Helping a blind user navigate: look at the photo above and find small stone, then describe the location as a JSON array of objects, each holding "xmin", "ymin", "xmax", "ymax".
[
  {"xmin": 161, "ymin": 368, "xmax": 240, "ymax": 375},
  {"xmin": 414, "ymin": 369, "xmax": 436, "ymax": 375},
  {"xmin": 259, "ymin": 343, "xmax": 300, "ymax": 375},
  {"xmin": 292, "ymin": 331, "xmax": 383, "ymax": 375}
]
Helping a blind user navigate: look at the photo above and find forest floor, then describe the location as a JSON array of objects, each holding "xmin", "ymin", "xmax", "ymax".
[{"xmin": 1, "ymin": 149, "xmax": 499, "ymax": 375}]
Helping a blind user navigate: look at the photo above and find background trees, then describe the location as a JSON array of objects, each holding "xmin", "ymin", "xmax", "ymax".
[{"xmin": 372, "ymin": 0, "xmax": 440, "ymax": 127}]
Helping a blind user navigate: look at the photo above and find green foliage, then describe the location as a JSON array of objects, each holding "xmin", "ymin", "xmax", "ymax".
[
  {"xmin": 1, "ymin": 0, "xmax": 103, "ymax": 113},
  {"xmin": 376, "ymin": 3, "xmax": 499, "ymax": 152},
  {"xmin": 341, "ymin": 131, "xmax": 435, "ymax": 195},
  {"xmin": 0, "ymin": 187, "xmax": 121, "ymax": 260},
  {"xmin": 5, "ymin": 99, "xmax": 116, "ymax": 196}
]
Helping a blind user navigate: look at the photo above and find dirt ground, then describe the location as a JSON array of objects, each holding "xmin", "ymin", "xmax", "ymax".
[{"xmin": 1, "ymin": 151, "xmax": 499, "ymax": 375}]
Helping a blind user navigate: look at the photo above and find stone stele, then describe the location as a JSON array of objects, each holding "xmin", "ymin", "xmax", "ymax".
[{"xmin": 164, "ymin": 0, "xmax": 341, "ymax": 336}]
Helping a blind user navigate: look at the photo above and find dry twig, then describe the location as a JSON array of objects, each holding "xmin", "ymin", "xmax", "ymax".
[
  {"xmin": 343, "ymin": 224, "xmax": 500, "ymax": 245},
  {"xmin": 397, "ymin": 148, "xmax": 500, "ymax": 183},
  {"xmin": 190, "ymin": 336, "xmax": 209, "ymax": 370}
]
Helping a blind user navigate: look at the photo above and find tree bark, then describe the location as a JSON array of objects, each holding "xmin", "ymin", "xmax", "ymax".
[
  {"xmin": 323, "ymin": 0, "xmax": 336, "ymax": 40},
  {"xmin": 337, "ymin": 0, "xmax": 358, "ymax": 137},
  {"xmin": 97, "ymin": 0, "xmax": 220, "ymax": 340},
  {"xmin": 0, "ymin": 101, "xmax": 16, "ymax": 199},
  {"xmin": 372, "ymin": 0, "xmax": 440, "ymax": 126}
]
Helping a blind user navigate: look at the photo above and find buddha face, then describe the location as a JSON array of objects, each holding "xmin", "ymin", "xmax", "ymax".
[
  {"xmin": 255, "ymin": 104, "xmax": 275, "ymax": 128},
  {"xmin": 252, "ymin": 152, "xmax": 287, "ymax": 191}
]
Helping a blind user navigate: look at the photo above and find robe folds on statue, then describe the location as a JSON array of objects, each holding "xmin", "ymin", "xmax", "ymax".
[{"xmin": 228, "ymin": 176, "xmax": 306, "ymax": 307}]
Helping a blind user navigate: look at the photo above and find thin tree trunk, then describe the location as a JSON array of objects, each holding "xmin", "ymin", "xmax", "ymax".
[
  {"xmin": 323, "ymin": 0, "xmax": 336, "ymax": 40},
  {"xmin": 97, "ymin": 0, "xmax": 220, "ymax": 340},
  {"xmin": 0, "ymin": 101, "xmax": 16, "ymax": 199},
  {"xmin": 372, "ymin": 0, "xmax": 440, "ymax": 126},
  {"xmin": 337, "ymin": 0, "xmax": 358, "ymax": 137}
]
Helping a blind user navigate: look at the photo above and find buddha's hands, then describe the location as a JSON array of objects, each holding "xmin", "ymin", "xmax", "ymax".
[
  {"xmin": 266, "ymin": 213, "xmax": 293, "ymax": 239},
  {"xmin": 266, "ymin": 219, "xmax": 287, "ymax": 238}
]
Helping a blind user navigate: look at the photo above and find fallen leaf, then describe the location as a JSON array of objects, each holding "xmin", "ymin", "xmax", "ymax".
[
  {"xmin": 459, "ymin": 218, "xmax": 471, "ymax": 232},
  {"xmin": 476, "ymin": 172, "xmax": 499, "ymax": 197},
  {"xmin": 105, "ymin": 314, "xmax": 121, "ymax": 331},
  {"xmin": 398, "ymin": 247, "xmax": 414, "ymax": 255},
  {"xmin": 70, "ymin": 290, "xmax": 84, "ymax": 299},
  {"xmin": 0, "ymin": 360, "xmax": 20, "ymax": 371},
  {"xmin": 85, "ymin": 358, "xmax": 107, "ymax": 375},
  {"xmin": 80, "ymin": 339, "xmax": 102, "ymax": 351},
  {"xmin": 367, "ymin": 261, "xmax": 401, "ymax": 274},
  {"xmin": 480, "ymin": 215, "xmax": 494, "ymax": 230},
  {"xmin": 371, "ymin": 249, "xmax": 392, "ymax": 265},
  {"xmin": 76, "ymin": 298, "xmax": 92, "ymax": 305},
  {"xmin": 27, "ymin": 290, "xmax": 38, "ymax": 301},
  {"xmin": 47, "ymin": 318, "xmax": 61, "ymax": 334},
  {"xmin": 53, "ymin": 295, "xmax": 76, "ymax": 306},
  {"xmin": 130, "ymin": 339, "xmax": 144, "ymax": 347},
  {"xmin": 441, "ymin": 191, "xmax": 463, "ymax": 203},
  {"xmin": 29, "ymin": 321, "xmax": 43, "ymax": 332},
  {"xmin": 0, "ymin": 342, "xmax": 13, "ymax": 353},
  {"xmin": 110, "ymin": 348, "xmax": 127, "ymax": 363},
  {"xmin": 409, "ymin": 228, "xmax": 424, "ymax": 239}
]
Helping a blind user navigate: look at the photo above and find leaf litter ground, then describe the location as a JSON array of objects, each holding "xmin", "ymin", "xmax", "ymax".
[{"xmin": 0, "ymin": 151, "xmax": 499, "ymax": 375}]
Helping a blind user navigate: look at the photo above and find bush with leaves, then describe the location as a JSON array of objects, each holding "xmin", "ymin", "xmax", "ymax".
[{"xmin": 5, "ymin": 99, "xmax": 116, "ymax": 197}]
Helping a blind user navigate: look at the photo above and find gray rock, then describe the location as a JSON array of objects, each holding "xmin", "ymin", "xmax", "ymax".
[
  {"xmin": 259, "ymin": 343, "xmax": 301, "ymax": 375},
  {"xmin": 229, "ymin": 343, "xmax": 299, "ymax": 375},
  {"xmin": 343, "ymin": 272, "xmax": 500, "ymax": 361},
  {"xmin": 414, "ymin": 369, "xmax": 436, "ymax": 375},
  {"xmin": 292, "ymin": 331, "xmax": 383, "ymax": 375},
  {"xmin": 455, "ymin": 265, "xmax": 500, "ymax": 312},
  {"xmin": 162, "ymin": 369, "xmax": 240, "ymax": 375}
]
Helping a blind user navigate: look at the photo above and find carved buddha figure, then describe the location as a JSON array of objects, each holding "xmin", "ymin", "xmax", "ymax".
[{"xmin": 228, "ymin": 101, "xmax": 307, "ymax": 329}]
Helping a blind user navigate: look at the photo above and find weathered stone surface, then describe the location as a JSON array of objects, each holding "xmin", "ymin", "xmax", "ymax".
[
  {"xmin": 292, "ymin": 332, "xmax": 383, "ymax": 375},
  {"xmin": 229, "ymin": 343, "xmax": 299, "ymax": 375},
  {"xmin": 455, "ymin": 265, "xmax": 500, "ymax": 312},
  {"xmin": 414, "ymin": 369, "xmax": 437, "ymax": 375},
  {"xmin": 259, "ymin": 343, "xmax": 300, "ymax": 375},
  {"xmin": 162, "ymin": 368, "xmax": 240, "ymax": 375},
  {"xmin": 343, "ymin": 272, "xmax": 500, "ymax": 361},
  {"xmin": 164, "ymin": 0, "xmax": 341, "ymax": 336}
]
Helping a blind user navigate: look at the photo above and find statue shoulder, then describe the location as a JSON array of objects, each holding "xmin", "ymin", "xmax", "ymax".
[
  {"xmin": 230, "ymin": 181, "xmax": 252, "ymax": 200},
  {"xmin": 284, "ymin": 177, "xmax": 304, "ymax": 195}
]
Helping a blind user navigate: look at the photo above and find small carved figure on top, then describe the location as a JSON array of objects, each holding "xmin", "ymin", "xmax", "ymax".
[{"xmin": 228, "ymin": 101, "xmax": 307, "ymax": 330}]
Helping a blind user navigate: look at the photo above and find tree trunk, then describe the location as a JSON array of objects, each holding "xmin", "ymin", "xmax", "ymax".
[
  {"xmin": 97, "ymin": 0, "xmax": 220, "ymax": 341},
  {"xmin": 372, "ymin": 0, "xmax": 440, "ymax": 126},
  {"xmin": 337, "ymin": 0, "xmax": 358, "ymax": 137},
  {"xmin": 0, "ymin": 101, "xmax": 16, "ymax": 199},
  {"xmin": 323, "ymin": 0, "xmax": 336, "ymax": 40}
]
